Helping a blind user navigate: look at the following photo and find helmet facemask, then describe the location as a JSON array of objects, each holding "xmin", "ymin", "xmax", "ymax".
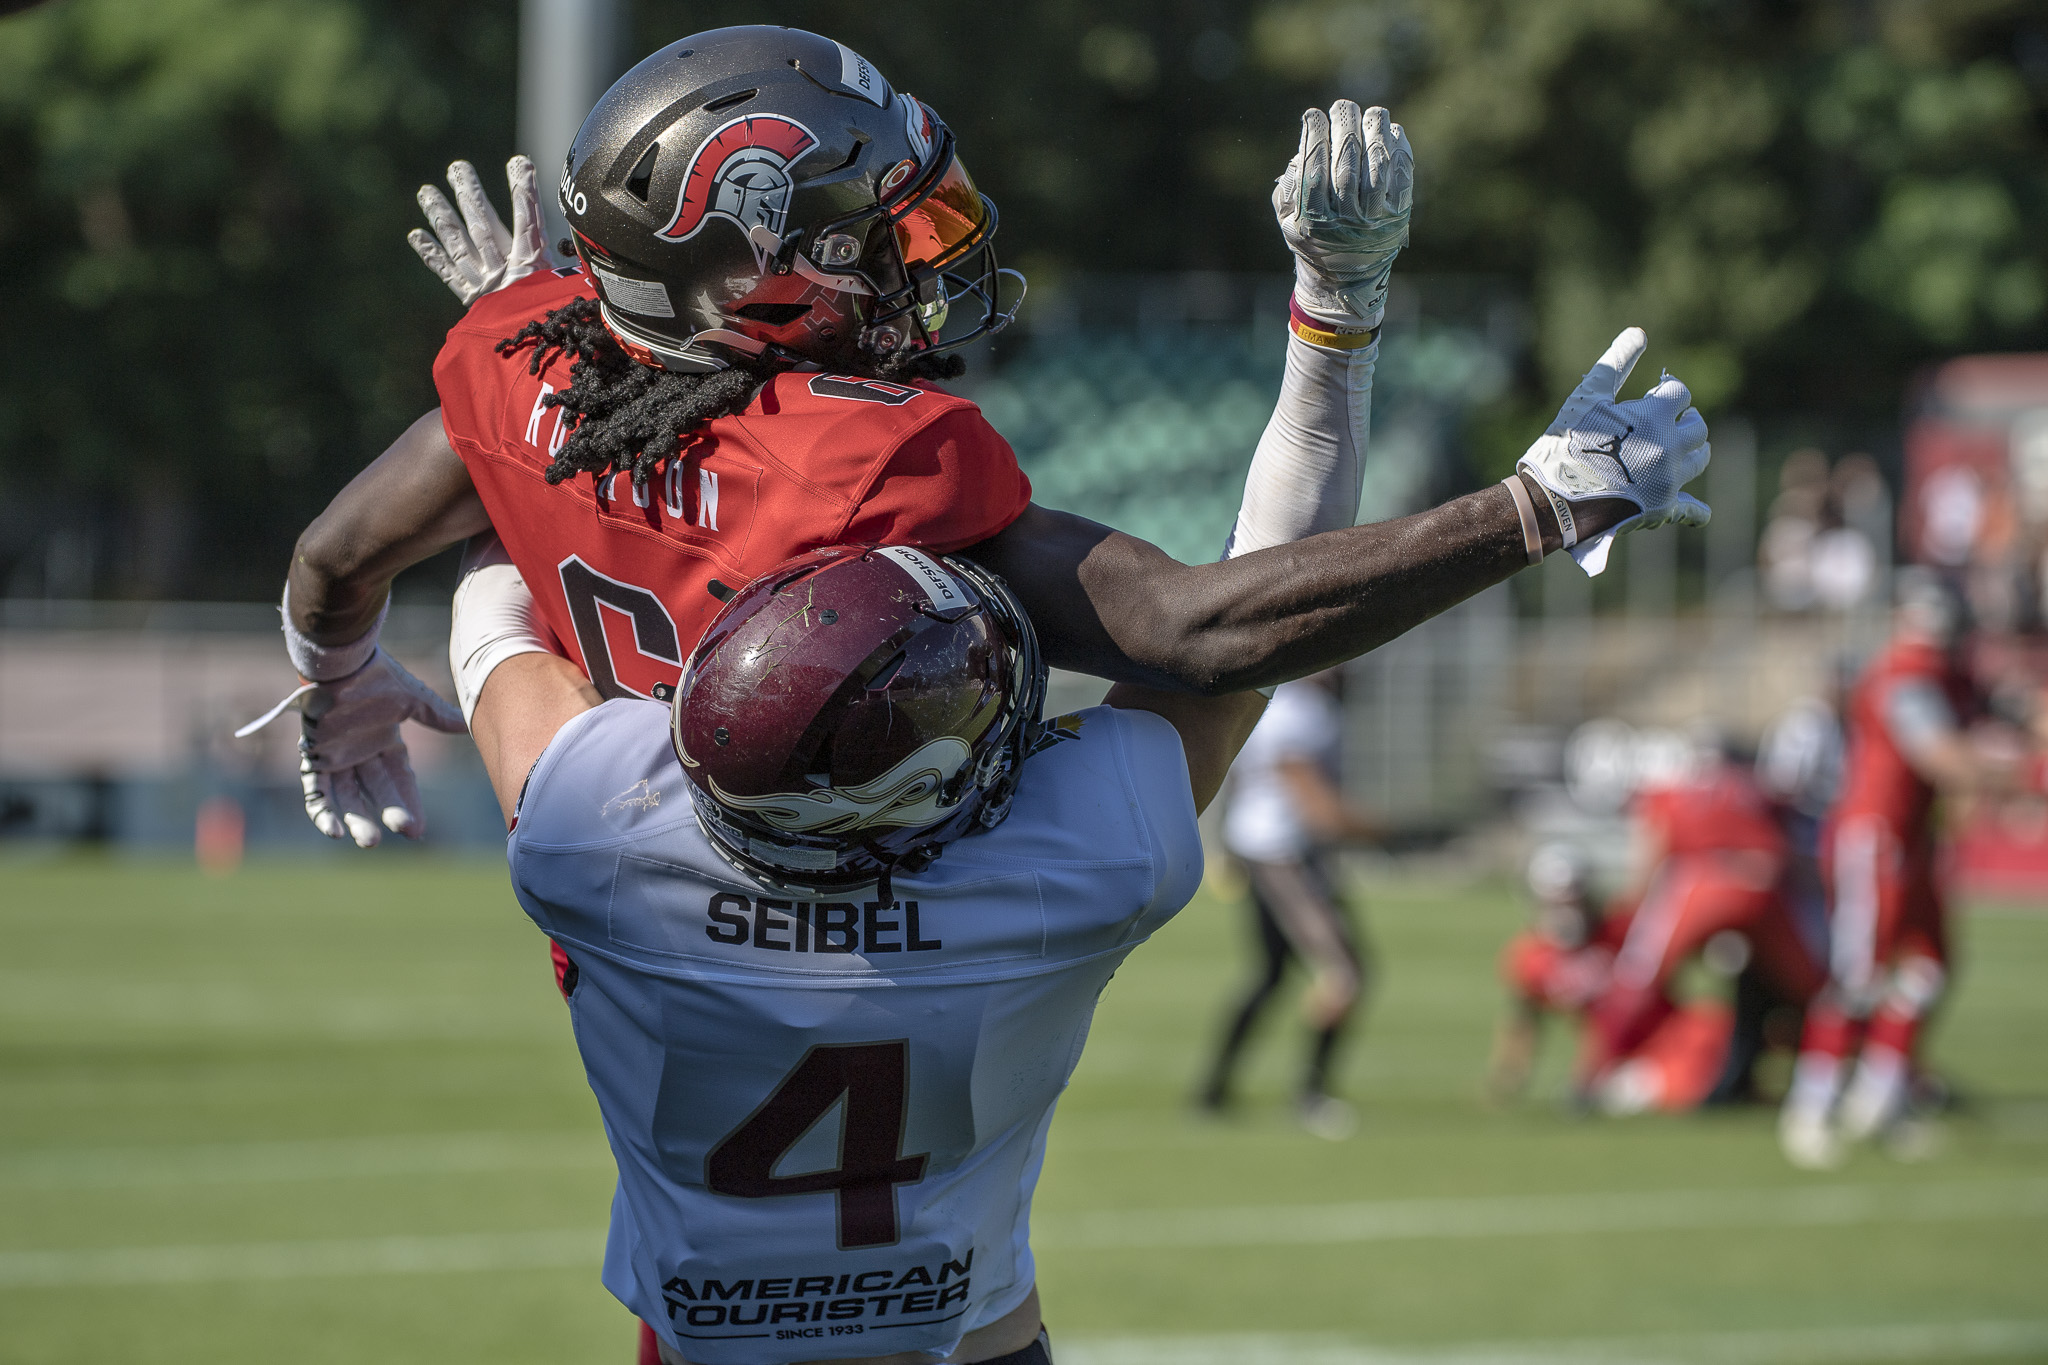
[{"xmin": 737, "ymin": 116, "xmax": 1023, "ymax": 371}]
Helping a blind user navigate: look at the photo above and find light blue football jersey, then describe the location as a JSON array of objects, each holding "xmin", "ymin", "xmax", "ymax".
[{"xmin": 508, "ymin": 699, "xmax": 1203, "ymax": 1365}]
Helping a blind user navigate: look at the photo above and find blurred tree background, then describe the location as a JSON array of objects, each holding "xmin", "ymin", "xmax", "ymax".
[{"xmin": 1, "ymin": 0, "xmax": 2044, "ymax": 599}]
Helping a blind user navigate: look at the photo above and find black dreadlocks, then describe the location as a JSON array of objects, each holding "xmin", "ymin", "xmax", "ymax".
[{"xmin": 497, "ymin": 298, "xmax": 967, "ymax": 489}]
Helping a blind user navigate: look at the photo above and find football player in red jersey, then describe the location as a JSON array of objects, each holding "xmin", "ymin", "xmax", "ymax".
[
  {"xmin": 1779, "ymin": 571, "xmax": 2014, "ymax": 1168},
  {"xmin": 1578, "ymin": 731, "xmax": 1826, "ymax": 1105},
  {"xmin": 1486, "ymin": 844, "xmax": 1624, "ymax": 1102},
  {"xmin": 248, "ymin": 26, "xmax": 1715, "ymax": 853}
]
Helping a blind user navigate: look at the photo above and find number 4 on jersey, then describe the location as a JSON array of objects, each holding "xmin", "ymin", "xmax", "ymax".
[{"xmin": 706, "ymin": 1041, "xmax": 930, "ymax": 1249}]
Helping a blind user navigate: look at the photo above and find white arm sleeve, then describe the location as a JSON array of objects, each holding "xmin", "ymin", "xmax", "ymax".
[
  {"xmin": 448, "ymin": 534, "xmax": 553, "ymax": 725},
  {"xmin": 1221, "ymin": 330, "xmax": 1376, "ymax": 560}
]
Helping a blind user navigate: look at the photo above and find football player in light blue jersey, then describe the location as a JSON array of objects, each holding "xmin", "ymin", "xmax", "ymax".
[
  {"xmin": 450, "ymin": 538, "xmax": 1264, "ymax": 1365},
  {"xmin": 320, "ymin": 44, "xmax": 1718, "ymax": 1360},
  {"xmin": 416, "ymin": 86, "xmax": 1723, "ymax": 1358}
]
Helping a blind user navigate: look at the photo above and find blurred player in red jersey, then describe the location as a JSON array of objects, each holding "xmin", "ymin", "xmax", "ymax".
[
  {"xmin": 1779, "ymin": 570, "xmax": 2014, "ymax": 1168},
  {"xmin": 1579, "ymin": 728, "xmax": 1826, "ymax": 1110},
  {"xmin": 1486, "ymin": 844, "xmax": 1623, "ymax": 1102}
]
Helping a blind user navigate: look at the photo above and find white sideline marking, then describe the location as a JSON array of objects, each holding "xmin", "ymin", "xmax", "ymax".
[
  {"xmin": 1032, "ymin": 1178, "xmax": 2048, "ymax": 1250},
  {"xmin": 0, "ymin": 1131, "xmax": 607, "ymax": 1190},
  {"xmin": 3, "ymin": 1178, "xmax": 2043, "ymax": 1291},
  {"xmin": 0, "ymin": 1228, "xmax": 602, "ymax": 1290},
  {"xmin": 1061, "ymin": 1320, "xmax": 2048, "ymax": 1365}
]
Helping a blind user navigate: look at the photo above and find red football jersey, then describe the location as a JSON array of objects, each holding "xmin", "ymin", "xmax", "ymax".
[
  {"xmin": 1501, "ymin": 932, "xmax": 1613, "ymax": 1013},
  {"xmin": 1834, "ymin": 637, "xmax": 1976, "ymax": 836},
  {"xmin": 434, "ymin": 269, "xmax": 1032, "ymax": 699},
  {"xmin": 1636, "ymin": 765, "xmax": 1787, "ymax": 862}
]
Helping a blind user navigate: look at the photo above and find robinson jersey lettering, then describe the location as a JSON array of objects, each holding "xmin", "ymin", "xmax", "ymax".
[
  {"xmin": 434, "ymin": 269, "xmax": 1033, "ymax": 700},
  {"xmin": 508, "ymin": 701, "xmax": 1203, "ymax": 1365}
]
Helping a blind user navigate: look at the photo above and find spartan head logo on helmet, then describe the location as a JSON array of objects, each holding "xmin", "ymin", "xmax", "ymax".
[{"xmin": 658, "ymin": 114, "xmax": 820, "ymax": 255}]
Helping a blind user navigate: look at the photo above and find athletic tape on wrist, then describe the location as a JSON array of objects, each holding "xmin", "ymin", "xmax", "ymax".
[
  {"xmin": 280, "ymin": 582, "xmax": 386, "ymax": 682},
  {"xmin": 1501, "ymin": 475, "xmax": 1544, "ymax": 566},
  {"xmin": 1288, "ymin": 295, "xmax": 1381, "ymax": 352}
]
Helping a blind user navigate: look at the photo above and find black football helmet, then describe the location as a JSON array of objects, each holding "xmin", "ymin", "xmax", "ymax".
[{"xmin": 559, "ymin": 25, "xmax": 1021, "ymax": 374}]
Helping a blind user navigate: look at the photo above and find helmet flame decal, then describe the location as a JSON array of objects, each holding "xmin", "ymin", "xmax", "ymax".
[
  {"xmin": 707, "ymin": 736, "xmax": 974, "ymax": 834},
  {"xmin": 657, "ymin": 114, "xmax": 820, "ymax": 248}
]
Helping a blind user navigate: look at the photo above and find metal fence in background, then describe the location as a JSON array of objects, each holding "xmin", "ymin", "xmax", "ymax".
[
  {"xmin": 1328, "ymin": 420, "xmax": 1891, "ymax": 830},
  {"xmin": 0, "ymin": 599, "xmax": 505, "ymax": 851},
  {"xmin": 0, "ymin": 423, "xmax": 1883, "ymax": 848}
]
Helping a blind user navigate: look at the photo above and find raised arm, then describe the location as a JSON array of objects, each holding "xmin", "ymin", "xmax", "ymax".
[{"xmin": 974, "ymin": 94, "xmax": 1703, "ymax": 696}]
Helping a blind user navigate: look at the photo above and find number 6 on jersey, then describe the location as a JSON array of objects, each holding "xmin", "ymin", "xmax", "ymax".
[{"xmin": 706, "ymin": 1041, "xmax": 931, "ymax": 1249}]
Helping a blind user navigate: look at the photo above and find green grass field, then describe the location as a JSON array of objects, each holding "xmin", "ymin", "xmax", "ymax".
[{"xmin": 2, "ymin": 855, "xmax": 2044, "ymax": 1365}]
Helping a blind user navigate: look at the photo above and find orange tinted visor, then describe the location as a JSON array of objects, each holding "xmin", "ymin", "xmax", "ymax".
[{"xmin": 888, "ymin": 156, "xmax": 991, "ymax": 273}]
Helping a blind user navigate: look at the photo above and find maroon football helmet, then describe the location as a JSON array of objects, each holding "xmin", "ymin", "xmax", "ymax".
[{"xmin": 671, "ymin": 544, "xmax": 1045, "ymax": 894}]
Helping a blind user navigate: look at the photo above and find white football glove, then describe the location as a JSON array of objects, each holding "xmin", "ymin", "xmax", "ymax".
[
  {"xmin": 1273, "ymin": 100, "xmax": 1414, "ymax": 327},
  {"xmin": 407, "ymin": 155, "xmax": 555, "ymax": 306},
  {"xmin": 1517, "ymin": 327, "xmax": 1712, "ymax": 576},
  {"xmin": 237, "ymin": 650, "xmax": 468, "ymax": 847}
]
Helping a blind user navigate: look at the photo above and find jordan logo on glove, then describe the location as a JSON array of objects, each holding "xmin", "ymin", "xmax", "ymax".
[{"xmin": 1517, "ymin": 328, "xmax": 1712, "ymax": 576}]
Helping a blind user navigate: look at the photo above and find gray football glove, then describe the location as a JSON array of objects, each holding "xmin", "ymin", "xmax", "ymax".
[
  {"xmin": 408, "ymin": 155, "xmax": 555, "ymax": 306},
  {"xmin": 1273, "ymin": 100, "xmax": 1414, "ymax": 328},
  {"xmin": 1517, "ymin": 328, "xmax": 1713, "ymax": 576},
  {"xmin": 237, "ymin": 649, "xmax": 468, "ymax": 846}
]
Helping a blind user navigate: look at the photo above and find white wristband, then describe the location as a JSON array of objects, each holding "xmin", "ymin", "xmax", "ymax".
[
  {"xmin": 448, "ymin": 535, "xmax": 553, "ymax": 725},
  {"xmin": 281, "ymin": 582, "xmax": 386, "ymax": 682},
  {"xmin": 1501, "ymin": 475, "xmax": 1544, "ymax": 566}
]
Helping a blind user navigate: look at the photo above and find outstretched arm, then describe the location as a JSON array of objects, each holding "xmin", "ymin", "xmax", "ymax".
[
  {"xmin": 976, "ymin": 326, "xmax": 1707, "ymax": 695},
  {"xmin": 1885, "ymin": 677, "xmax": 2011, "ymax": 801},
  {"xmin": 236, "ymin": 409, "xmax": 491, "ymax": 848},
  {"xmin": 978, "ymin": 477, "xmax": 1581, "ymax": 694},
  {"xmin": 287, "ymin": 409, "xmax": 490, "ymax": 641}
]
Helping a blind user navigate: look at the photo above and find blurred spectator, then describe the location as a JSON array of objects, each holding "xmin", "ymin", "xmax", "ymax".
[
  {"xmin": 1760, "ymin": 449, "xmax": 1829, "ymax": 611},
  {"xmin": 1809, "ymin": 527, "xmax": 1876, "ymax": 612},
  {"xmin": 1920, "ymin": 465, "xmax": 1985, "ymax": 570},
  {"xmin": 1763, "ymin": 449, "xmax": 1888, "ymax": 613},
  {"xmin": 1812, "ymin": 454, "xmax": 1887, "ymax": 611}
]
